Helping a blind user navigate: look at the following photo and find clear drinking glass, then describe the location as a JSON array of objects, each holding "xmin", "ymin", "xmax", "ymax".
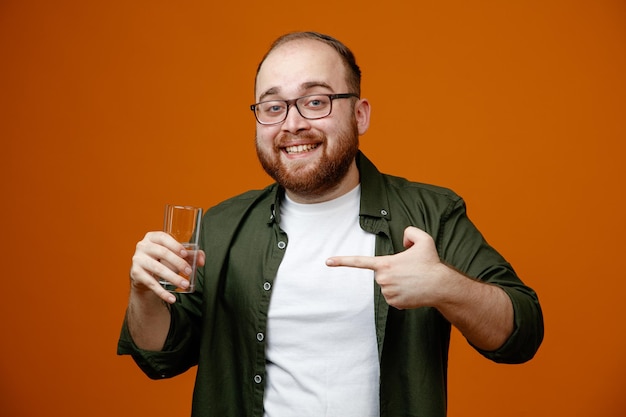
[{"xmin": 160, "ymin": 204, "xmax": 203, "ymax": 293}]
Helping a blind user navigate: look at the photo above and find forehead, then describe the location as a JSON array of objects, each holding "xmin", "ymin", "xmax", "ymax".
[{"xmin": 255, "ymin": 39, "xmax": 348, "ymax": 99}]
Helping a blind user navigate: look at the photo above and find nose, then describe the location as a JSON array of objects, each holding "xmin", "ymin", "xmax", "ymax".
[{"xmin": 281, "ymin": 103, "xmax": 311, "ymax": 133}]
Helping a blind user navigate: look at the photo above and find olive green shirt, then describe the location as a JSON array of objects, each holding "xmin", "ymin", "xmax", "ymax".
[{"xmin": 118, "ymin": 152, "xmax": 543, "ymax": 417}]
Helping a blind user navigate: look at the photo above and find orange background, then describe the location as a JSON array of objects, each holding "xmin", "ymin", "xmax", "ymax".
[{"xmin": 1, "ymin": 1, "xmax": 625, "ymax": 416}]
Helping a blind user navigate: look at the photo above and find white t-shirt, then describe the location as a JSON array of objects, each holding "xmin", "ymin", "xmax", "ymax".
[{"xmin": 263, "ymin": 185, "xmax": 379, "ymax": 417}]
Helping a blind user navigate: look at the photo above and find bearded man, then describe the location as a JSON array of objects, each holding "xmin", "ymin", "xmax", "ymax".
[{"xmin": 119, "ymin": 31, "xmax": 544, "ymax": 417}]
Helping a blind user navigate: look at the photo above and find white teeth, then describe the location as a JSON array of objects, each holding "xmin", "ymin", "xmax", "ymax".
[{"xmin": 285, "ymin": 144, "xmax": 319, "ymax": 154}]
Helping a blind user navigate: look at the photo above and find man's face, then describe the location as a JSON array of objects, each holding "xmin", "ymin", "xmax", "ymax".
[{"xmin": 254, "ymin": 39, "xmax": 364, "ymax": 200}]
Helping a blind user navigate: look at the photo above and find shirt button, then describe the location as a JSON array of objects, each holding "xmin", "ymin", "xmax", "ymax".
[
  {"xmin": 256, "ymin": 332, "xmax": 265, "ymax": 342},
  {"xmin": 380, "ymin": 209, "xmax": 388, "ymax": 216},
  {"xmin": 254, "ymin": 374, "xmax": 263, "ymax": 384},
  {"xmin": 277, "ymin": 241, "xmax": 286, "ymax": 249},
  {"xmin": 263, "ymin": 282, "xmax": 271, "ymax": 291}
]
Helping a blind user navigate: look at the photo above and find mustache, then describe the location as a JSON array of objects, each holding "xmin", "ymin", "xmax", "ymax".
[{"xmin": 275, "ymin": 131, "xmax": 325, "ymax": 146}]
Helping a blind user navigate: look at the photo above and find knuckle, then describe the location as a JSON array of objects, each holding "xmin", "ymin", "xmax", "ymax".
[
  {"xmin": 135, "ymin": 241, "xmax": 146, "ymax": 253},
  {"xmin": 153, "ymin": 262, "xmax": 171, "ymax": 278},
  {"xmin": 154, "ymin": 245, "xmax": 169, "ymax": 259},
  {"xmin": 145, "ymin": 231, "xmax": 161, "ymax": 240}
]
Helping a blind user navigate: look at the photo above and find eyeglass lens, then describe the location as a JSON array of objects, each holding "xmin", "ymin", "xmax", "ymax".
[{"xmin": 255, "ymin": 95, "xmax": 333, "ymax": 124}]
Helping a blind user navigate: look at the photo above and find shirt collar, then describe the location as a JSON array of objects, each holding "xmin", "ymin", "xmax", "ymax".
[
  {"xmin": 267, "ymin": 151, "xmax": 392, "ymax": 224},
  {"xmin": 356, "ymin": 151, "xmax": 392, "ymax": 220}
]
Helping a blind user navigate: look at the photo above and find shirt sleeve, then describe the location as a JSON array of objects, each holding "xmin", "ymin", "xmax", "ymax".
[
  {"xmin": 474, "ymin": 284, "xmax": 544, "ymax": 363},
  {"xmin": 117, "ymin": 300, "xmax": 202, "ymax": 379},
  {"xmin": 438, "ymin": 197, "xmax": 544, "ymax": 364}
]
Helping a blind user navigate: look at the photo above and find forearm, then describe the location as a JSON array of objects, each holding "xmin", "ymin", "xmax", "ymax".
[
  {"xmin": 126, "ymin": 288, "xmax": 172, "ymax": 351},
  {"xmin": 433, "ymin": 265, "xmax": 514, "ymax": 351}
]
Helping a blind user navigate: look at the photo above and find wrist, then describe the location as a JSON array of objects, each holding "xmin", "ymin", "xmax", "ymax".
[
  {"xmin": 428, "ymin": 263, "xmax": 470, "ymax": 309},
  {"xmin": 129, "ymin": 284, "xmax": 169, "ymax": 311}
]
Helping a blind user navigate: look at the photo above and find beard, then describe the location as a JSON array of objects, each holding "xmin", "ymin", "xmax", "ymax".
[{"xmin": 256, "ymin": 118, "xmax": 360, "ymax": 198}]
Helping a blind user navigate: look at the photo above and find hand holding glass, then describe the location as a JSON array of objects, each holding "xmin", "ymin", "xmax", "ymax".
[{"xmin": 160, "ymin": 204, "xmax": 203, "ymax": 293}]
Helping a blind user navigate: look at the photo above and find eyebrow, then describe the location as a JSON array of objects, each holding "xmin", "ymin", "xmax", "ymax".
[{"xmin": 258, "ymin": 81, "xmax": 334, "ymax": 102}]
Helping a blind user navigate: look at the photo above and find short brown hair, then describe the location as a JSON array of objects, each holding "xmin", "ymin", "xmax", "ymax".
[{"xmin": 255, "ymin": 31, "xmax": 362, "ymax": 96}]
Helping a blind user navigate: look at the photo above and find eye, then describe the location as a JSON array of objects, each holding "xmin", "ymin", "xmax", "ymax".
[
  {"xmin": 301, "ymin": 95, "xmax": 330, "ymax": 110},
  {"xmin": 260, "ymin": 101, "xmax": 286, "ymax": 114}
]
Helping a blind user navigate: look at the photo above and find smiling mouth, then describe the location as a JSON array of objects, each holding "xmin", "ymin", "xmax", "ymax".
[{"xmin": 284, "ymin": 143, "xmax": 320, "ymax": 154}]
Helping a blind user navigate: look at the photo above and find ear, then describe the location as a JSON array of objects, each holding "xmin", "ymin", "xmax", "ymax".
[{"xmin": 354, "ymin": 98, "xmax": 371, "ymax": 135}]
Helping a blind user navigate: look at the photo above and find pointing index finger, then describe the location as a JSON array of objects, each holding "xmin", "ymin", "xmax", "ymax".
[{"xmin": 326, "ymin": 255, "xmax": 378, "ymax": 270}]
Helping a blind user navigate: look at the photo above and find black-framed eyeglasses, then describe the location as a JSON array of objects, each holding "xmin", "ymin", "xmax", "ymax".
[{"xmin": 250, "ymin": 93, "xmax": 359, "ymax": 125}]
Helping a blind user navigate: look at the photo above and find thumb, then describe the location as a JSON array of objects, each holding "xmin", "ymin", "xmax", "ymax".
[{"xmin": 402, "ymin": 226, "xmax": 429, "ymax": 249}]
